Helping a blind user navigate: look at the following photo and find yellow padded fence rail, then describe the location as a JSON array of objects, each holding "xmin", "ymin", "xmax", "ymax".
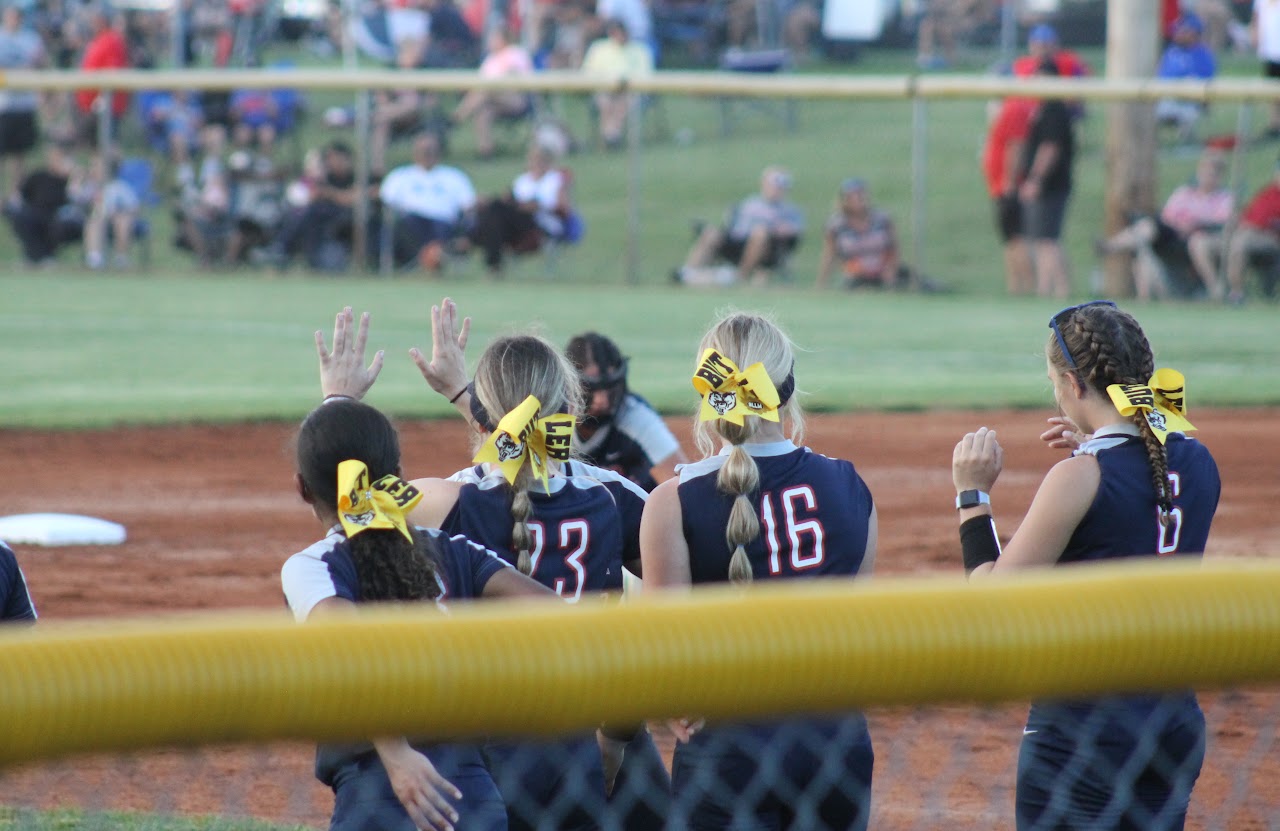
[
  {"xmin": 0, "ymin": 69, "xmax": 1276, "ymax": 102},
  {"xmin": 2, "ymin": 559, "xmax": 1279, "ymax": 767}
]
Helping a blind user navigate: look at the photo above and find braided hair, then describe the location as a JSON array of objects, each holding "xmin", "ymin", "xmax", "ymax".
[
  {"xmin": 295, "ymin": 401, "xmax": 441, "ymax": 602},
  {"xmin": 1047, "ymin": 305, "xmax": 1174, "ymax": 522},
  {"xmin": 692, "ymin": 313, "xmax": 805, "ymax": 584},
  {"xmin": 472, "ymin": 334, "xmax": 584, "ymax": 574}
]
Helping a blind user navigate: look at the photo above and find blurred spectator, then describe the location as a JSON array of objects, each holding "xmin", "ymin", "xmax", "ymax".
[
  {"xmin": 983, "ymin": 91, "xmax": 1037, "ymax": 295},
  {"xmin": 83, "ymin": 153, "xmax": 142, "ymax": 271},
  {"xmin": 379, "ymin": 131, "xmax": 476, "ymax": 269},
  {"xmin": 176, "ymin": 124, "xmax": 231, "ymax": 265},
  {"xmin": 1189, "ymin": 0, "xmax": 1233, "ymax": 54},
  {"xmin": 224, "ymin": 152, "xmax": 284, "ymax": 265},
  {"xmin": 815, "ymin": 178, "xmax": 901, "ymax": 289},
  {"xmin": 1018, "ymin": 58, "xmax": 1076, "ymax": 299},
  {"xmin": 595, "ymin": 0, "xmax": 652, "ymax": 48},
  {"xmin": 1156, "ymin": 14, "xmax": 1217, "ymax": 145},
  {"xmin": 138, "ymin": 89, "xmax": 203, "ymax": 165},
  {"xmin": 582, "ymin": 18, "xmax": 653, "ymax": 148},
  {"xmin": 469, "ymin": 140, "xmax": 582, "ymax": 276},
  {"xmin": 370, "ymin": 42, "xmax": 430, "ymax": 174},
  {"xmin": 387, "ymin": 0, "xmax": 430, "ymax": 62},
  {"xmin": 261, "ymin": 141, "xmax": 370, "ymax": 271},
  {"xmin": 451, "ymin": 26, "xmax": 534, "ymax": 159},
  {"xmin": 1012, "ymin": 19, "xmax": 1090, "ymax": 122},
  {"xmin": 421, "ymin": 0, "xmax": 478, "ymax": 67},
  {"xmin": 915, "ymin": 0, "xmax": 966, "ymax": 69},
  {"xmin": 1251, "ymin": 0, "xmax": 1280, "ymax": 136},
  {"xmin": 3, "ymin": 142, "xmax": 83, "ymax": 266},
  {"xmin": 536, "ymin": 0, "xmax": 591, "ymax": 69},
  {"xmin": 1220, "ymin": 161, "xmax": 1280, "ymax": 304},
  {"xmin": 229, "ymin": 78, "xmax": 302, "ymax": 158},
  {"xmin": 0, "ymin": 5, "xmax": 46, "ymax": 202},
  {"xmin": 74, "ymin": 7, "xmax": 130, "ymax": 147},
  {"xmin": 1097, "ymin": 149, "xmax": 1233, "ymax": 301},
  {"xmin": 675, "ymin": 165, "xmax": 803, "ymax": 287}
]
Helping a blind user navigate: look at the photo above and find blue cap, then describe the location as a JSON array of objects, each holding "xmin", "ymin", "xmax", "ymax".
[
  {"xmin": 1174, "ymin": 13, "xmax": 1204, "ymax": 35},
  {"xmin": 1029, "ymin": 23, "xmax": 1058, "ymax": 45},
  {"xmin": 840, "ymin": 177, "xmax": 866, "ymax": 194}
]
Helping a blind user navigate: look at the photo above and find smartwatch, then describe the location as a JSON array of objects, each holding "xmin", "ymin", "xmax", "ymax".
[{"xmin": 955, "ymin": 489, "xmax": 991, "ymax": 510}]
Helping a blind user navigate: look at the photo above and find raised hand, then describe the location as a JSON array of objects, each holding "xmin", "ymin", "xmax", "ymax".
[
  {"xmin": 952, "ymin": 426, "xmax": 1004, "ymax": 494},
  {"xmin": 376, "ymin": 739, "xmax": 463, "ymax": 831},
  {"xmin": 410, "ymin": 297, "xmax": 471, "ymax": 400},
  {"xmin": 315, "ymin": 307, "xmax": 385, "ymax": 401},
  {"xmin": 1041, "ymin": 416, "xmax": 1090, "ymax": 451}
]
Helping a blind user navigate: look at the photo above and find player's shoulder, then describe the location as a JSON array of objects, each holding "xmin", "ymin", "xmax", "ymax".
[{"xmin": 564, "ymin": 460, "xmax": 649, "ymax": 502}]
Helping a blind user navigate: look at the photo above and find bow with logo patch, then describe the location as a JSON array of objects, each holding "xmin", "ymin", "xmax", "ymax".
[
  {"xmin": 691, "ymin": 348, "xmax": 782, "ymax": 426},
  {"xmin": 1106, "ymin": 368, "xmax": 1195, "ymax": 445},
  {"xmin": 474, "ymin": 394, "xmax": 576, "ymax": 490},
  {"xmin": 337, "ymin": 459, "xmax": 423, "ymax": 541}
]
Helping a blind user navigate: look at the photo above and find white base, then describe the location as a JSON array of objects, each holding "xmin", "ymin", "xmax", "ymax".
[{"xmin": 0, "ymin": 513, "xmax": 127, "ymax": 547}]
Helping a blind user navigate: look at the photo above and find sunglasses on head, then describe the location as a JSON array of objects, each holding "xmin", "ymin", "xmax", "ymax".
[{"xmin": 1048, "ymin": 300, "xmax": 1117, "ymax": 370}]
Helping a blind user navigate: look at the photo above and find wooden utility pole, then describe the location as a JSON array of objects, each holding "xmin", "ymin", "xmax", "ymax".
[{"xmin": 1103, "ymin": 0, "xmax": 1161, "ymax": 297}]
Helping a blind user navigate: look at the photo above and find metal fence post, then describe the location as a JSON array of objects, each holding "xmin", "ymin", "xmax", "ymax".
[
  {"xmin": 625, "ymin": 84, "xmax": 642, "ymax": 285},
  {"xmin": 910, "ymin": 94, "xmax": 927, "ymax": 288}
]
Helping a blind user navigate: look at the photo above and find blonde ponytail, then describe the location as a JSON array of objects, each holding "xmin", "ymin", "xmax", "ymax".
[
  {"xmin": 511, "ymin": 473, "xmax": 536, "ymax": 574},
  {"xmin": 721, "ymin": 438, "xmax": 761, "ymax": 583}
]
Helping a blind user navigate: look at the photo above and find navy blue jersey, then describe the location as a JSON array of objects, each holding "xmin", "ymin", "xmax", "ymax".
[
  {"xmin": 677, "ymin": 440, "xmax": 874, "ymax": 585},
  {"xmin": 0, "ymin": 541, "xmax": 36, "ymax": 622},
  {"xmin": 1060, "ymin": 429, "xmax": 1220, "ymax": 565},
  {"xmin": 281, "ymin": 525, "xmax": 511, "ymax": 622},
  {"xmin": 444, "ymin": 462, "xmax": 648, "ymax": 600}
]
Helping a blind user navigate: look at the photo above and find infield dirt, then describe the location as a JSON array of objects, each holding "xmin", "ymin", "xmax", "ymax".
[{"xmin": 2, "ymin": 408, "xmax": 1277, "ymax": 828}]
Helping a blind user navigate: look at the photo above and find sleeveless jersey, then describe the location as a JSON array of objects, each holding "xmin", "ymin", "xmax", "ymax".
[
  {"xmin": 1061, "ymin": 428, "xmax": 1220, "ymax": 564},
  {"xmin": 444, "ymin": 461, "xmax": 647, "ymax": 600},
  {"xmin": 677, "ymin": 440, "xmax": 874, "ymax": 585},
  {"xmin": 281, "ymin": 525, "xmax": 511, "ymax": 622}
]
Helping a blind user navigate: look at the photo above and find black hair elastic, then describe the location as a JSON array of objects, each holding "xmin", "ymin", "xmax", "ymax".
[
  {"xmin": 468, "ymin": 382, "xmax": 496, "ymax": 431},
  {"xmin": 775, "ymin": 363, "xmax": 796, "ymax": 406}
]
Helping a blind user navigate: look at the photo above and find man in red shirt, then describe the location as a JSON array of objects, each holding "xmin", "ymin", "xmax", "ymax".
[
  {"xmin": 1223, "ymin": 165, "xmax": 1280, "ymax": 303},
  {"xmin": 1012, "ymin": 24, "xmax": 1089, "ymax": 80},
  {"xmin": 75, "ymin": 8, "xmax": 130, "ymax": 143},
  {"xmin": 983, "ymin": 94, "xmax": 1036, "ymax": 294}
]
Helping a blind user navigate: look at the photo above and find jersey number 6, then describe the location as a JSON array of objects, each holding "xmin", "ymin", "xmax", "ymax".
[
  {"xmin": 760, "ymin": 486, "xmax": 826, "ymax": 575},
  {"xmin": 1157, "ymin": 472, "xmax": 1183, "ymax": 556}
]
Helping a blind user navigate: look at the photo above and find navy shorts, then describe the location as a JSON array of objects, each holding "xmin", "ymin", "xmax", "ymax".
[
  {"xmin": 994, "ymin": 194, "xmax": 1022, "ymax": 243},
  {"xmin": 1023, "ymin": 189, "xmax": 1071, "ymax": 241},
  {"xmin": 717, "ymin": 234, "xmax": 799, "ymax": 269},
  {"xmin": 670, "ymin": 715, "xmax": 873, "ymax": 831},
  {"xmin": 483, "ymin": 733, "xmax": 606, "ymax": 831},
  {"xmin": 1015, "ymin": 697, "xmax": 1205, "ymax": 831},
  {"xmin": 330, "ymin": 745, "xmax": 507, "ymax": 831}
]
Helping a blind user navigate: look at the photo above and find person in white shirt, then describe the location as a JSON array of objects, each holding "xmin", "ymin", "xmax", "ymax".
[
  {"xmin": 469, "ymin": 140, "xmax": 580, "ymax": 276},
  {"xmin": 379, "ymin": 131, "xmax": 477, "ymax": 269},
  {"xmin": 1253, "ymin": 0, "xmax": 1280, "ymax": 135}
]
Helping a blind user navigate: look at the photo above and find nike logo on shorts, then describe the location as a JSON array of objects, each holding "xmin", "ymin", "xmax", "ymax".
[{"xmin": 1023, "ymin": 728, "xmax": 1038, "ymax": 735}]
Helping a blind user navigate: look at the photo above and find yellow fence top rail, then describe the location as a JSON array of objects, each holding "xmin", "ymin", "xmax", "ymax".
[{"xmin": 2, "ymin": 559, "xmax": 1278, "ymax": 765}]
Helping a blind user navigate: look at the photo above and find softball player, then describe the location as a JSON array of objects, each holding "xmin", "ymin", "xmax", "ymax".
[
  {"xmin": 640, "ymin": 311, "xmax": 877, "ymax": 831},
  {"xmin": 953, "ymin": 300, "xmax": 1219, "ymax": 830},
  {"xmin": 323, "ymin": 307, "xmax": 669, "ymax": 831},
  {"xmin": 0, "ymin": 541, "xmax": 36, "ymax": 623},
  {"xmin": 565, "ymin": 331, "xmax": 688, "ymax": 492},
  {"xmin": 284, "ymin": 322, "xmax": 551, "ymax": 831}
]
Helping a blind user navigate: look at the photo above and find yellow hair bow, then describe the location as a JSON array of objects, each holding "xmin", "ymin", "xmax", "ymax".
[
  {"xmin": 691, "ymin": 348, "xmax": 781, "ymax": 426},
  {"xmin": 337, "ymin": 459, "xmax": 423, "ymax": 542},
  {"xmin": 473, "ymin": 394, "xmax": 575, "ymax": 491},
  {"xmin": 1106, "ymin": 368, "xmax": 1195, "ymax": 445}
]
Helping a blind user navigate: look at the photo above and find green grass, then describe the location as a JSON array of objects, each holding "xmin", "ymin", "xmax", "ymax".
[
  {"xmin": 0, "ymin": 808, "xmax": 307, "ymax": 831},
  {"xmin": 3, "ymin": 274, "xmax": 1277, "ymax": 428},
  {"xmin": 4, "ymin": 45, "xmax": 1280, "ymax": 428}
]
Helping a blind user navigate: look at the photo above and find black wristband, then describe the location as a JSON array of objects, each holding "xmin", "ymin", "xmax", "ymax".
[
  {"xmin": 599, "ymin": 722, "xmax": 642, "ymax": 742},
  {"xmin": 960, "ymin": 514, "xmax": 1002, "ymax": 576},
  {"xmin": 448, "ymin": 387, "xmax": 467, "ymax": 404}
]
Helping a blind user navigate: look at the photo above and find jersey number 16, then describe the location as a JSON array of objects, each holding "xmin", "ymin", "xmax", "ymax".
[{"xmin": 760, "ymin": 486, "xmax": 826, "ymax": 575}]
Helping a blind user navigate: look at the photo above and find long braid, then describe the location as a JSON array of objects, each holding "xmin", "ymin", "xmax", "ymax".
[
  {"xmin": 719, "ymin": 420, "xmax": 762, "ymax": 584},
  {"xmin": 511, "ymin": 466, "xmax": 536, "ymax": 574},
  {"xmin": 1065, "ymin": 309, "xmax": 1173, "ymax": 523}
]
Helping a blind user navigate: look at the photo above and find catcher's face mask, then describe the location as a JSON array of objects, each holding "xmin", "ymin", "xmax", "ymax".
[{"xmin": 580, "ymin": 361, "xmax": 628, "ymax": 428}]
